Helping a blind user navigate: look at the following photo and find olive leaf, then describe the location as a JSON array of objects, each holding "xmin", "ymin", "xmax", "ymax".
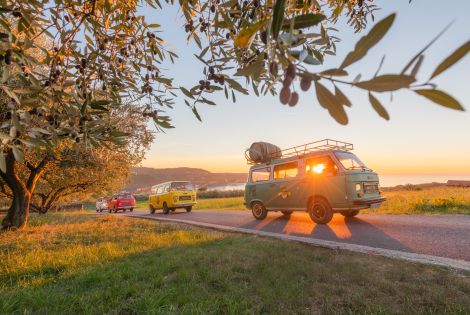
[
  {"xmin": 180, "ymin": 87, "xmax": 194, "ymax": 99},
  {"xmin": 320, "ymin": 68, "xmax": 348, "ymax": 76},
  {"xmin": 0, "ymin": 151, "xmax": 5, "ymax": 173},
  {"xmin": 430, "ymin": 40, "xmax": 470, "ymax": 79},
  {"xmin": 271, "ymin": 0, "xmax": 287, "ymax": 40},
  {"xmin": 192, "ymin": 106, "xmax": 202, "ymax": 122},
  {"xmin": 369, "ymin": 93, "xmax": 389, "ymax": 120},
  {"xmin": 340, "ymin": 13, "xmax": 396, "ymax": 69},
  {"xmin": 355, "ymin": 74, "xmax": 415, "ymax": 92},
  {"xmin": 335, "ymin": 86, "xmax": 352, "ymax": 107},
  {"xmin": 281, "ymin": 14, "xmax": 326, "ymax": 31},
  {"xmin": 414, "ymin": 89, "xmax": 464, "ymax": 111},
  {"xmin": 315, "ymin": 82, "xmax": 348, "ymax": 125},
  {"xmin": 12, "ymin": 146, "xmax": 24, "ymax": 163},
  {"xmin": 234, "ymin": 19, "xmax": 270, "ymax": 49},
  {"xmin": 410, "ymin": 55, "xmax": 424, "ymax": 78}
]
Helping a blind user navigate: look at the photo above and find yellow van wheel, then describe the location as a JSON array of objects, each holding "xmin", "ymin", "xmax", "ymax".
[
  {"xmin": 162, "ymin": 203, "xmax": 170, "ymax": 214},
  {"xmin": 308, "ymin": 198, "xmax": 333, "ymax": 224},
  {"xmin": 251, "ymin": 201, "xmax": 267, "ymax": 220},
  {"xmin": 149, "ymin": 204, "xmax": 155, "ymax": 214}
]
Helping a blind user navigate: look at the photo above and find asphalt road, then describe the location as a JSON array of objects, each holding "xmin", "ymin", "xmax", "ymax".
[{"xmin": 128, "ymin": 209, "xmax": 470, "ymax": 262}]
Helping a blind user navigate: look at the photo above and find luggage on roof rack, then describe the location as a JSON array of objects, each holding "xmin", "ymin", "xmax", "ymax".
[{"xmin": 244, "ymin": 139, "xmax": 353, "ymax": 164}]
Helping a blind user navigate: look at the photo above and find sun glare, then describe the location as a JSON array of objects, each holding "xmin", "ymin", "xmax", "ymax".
[{"xmin": 313, "ymin": 163, "xmax": 325, "ymax": 174}]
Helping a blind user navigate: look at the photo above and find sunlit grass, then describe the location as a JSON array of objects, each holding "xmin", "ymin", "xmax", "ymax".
[
  {"xmin": 369, "ymin": 187, "xmax": 470, "ymax": 215},
  {"xmin": 0, "ymin": 211, "xmax": 469, "ymax": 314}
]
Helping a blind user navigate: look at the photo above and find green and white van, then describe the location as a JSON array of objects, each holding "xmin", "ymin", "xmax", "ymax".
[{"xmin": 244, "ymin": 139, "xmax": 386, "ymax": 224}]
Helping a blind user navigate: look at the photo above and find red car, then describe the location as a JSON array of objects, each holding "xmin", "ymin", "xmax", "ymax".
[{"xmin": 107, "ymin": 193, "xmax": 136, "ymax": 213}]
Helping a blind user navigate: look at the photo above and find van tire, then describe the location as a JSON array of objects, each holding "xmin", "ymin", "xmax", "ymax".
[
  {"xmin": 251, "ymin": 201, "xmax": 267, "ymax": 220},
  {"xmin": 130, "ymin": 208, "xmax": 134, "ymax": 212},
  {"xmin": 149, "ymin": 205, "xmax": 156, "ymax": 214},
  {"xmin": 162, "ymin": 203, "xmax": 170, "ymax": 214},
  {"xmin": 281, "ymin": 211, "xmax": 293, "ymax": 216},
  {"xmin": 308, "ymin": 198, "xmax": 333, "ymax": 224},
  {"xmin": 341, "ymin": 210, "xmax": 360, "ymax": 218},
  {"xmin": 185, "ymin": 206, "xmax": 192, "ymax": 212}
]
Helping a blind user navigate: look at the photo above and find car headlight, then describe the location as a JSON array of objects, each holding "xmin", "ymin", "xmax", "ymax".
[
  {"xmin": 173, "ymin": 196, "xmax": 178, "ymax": 202},
  {"xmin": 355, "ymin": 183, "xmax": 362, "ymax": 192}
]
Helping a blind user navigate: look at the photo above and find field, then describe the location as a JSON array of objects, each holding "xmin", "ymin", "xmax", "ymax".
[{"xmin": 1, "ymin": 211, "xmax": 469, "ymax": 314}]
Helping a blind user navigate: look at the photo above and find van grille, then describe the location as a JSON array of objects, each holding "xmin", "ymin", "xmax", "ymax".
[
  {"xmin": 364, "ymin": 183, "xmax": 379, "ymax": 194},
  {"xmin": 179, "ymin": 196, "xmax": 191, "ymax": 201}
]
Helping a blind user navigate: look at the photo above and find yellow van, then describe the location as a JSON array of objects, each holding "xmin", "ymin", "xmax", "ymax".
[{"xmin": 148, "ymin": 181, "xmax": 197, "ymax": 214}]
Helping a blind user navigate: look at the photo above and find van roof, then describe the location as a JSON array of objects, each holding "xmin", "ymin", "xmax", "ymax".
[
  {"xmin": 249, "ymin": 149, "xmax": 352, "ymax": 170},
  {"xmin": 246, "ymin": 139, "xmax": 353, "ymax": 166}
]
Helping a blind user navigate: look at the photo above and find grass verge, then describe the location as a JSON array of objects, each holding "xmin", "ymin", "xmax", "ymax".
[{"xmin": 1, "ymin": 212, "xmax": 469, "ymax": 314}]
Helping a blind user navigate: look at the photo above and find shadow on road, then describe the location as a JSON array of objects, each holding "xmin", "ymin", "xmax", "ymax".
[{"xmin": 241, "ymin": 212, "xmax": 412, "ymax": 252}]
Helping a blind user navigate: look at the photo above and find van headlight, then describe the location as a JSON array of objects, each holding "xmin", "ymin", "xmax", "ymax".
[
  {"xmin": 173, "ymin": 196, "xmax": 178, "ymax": 202},
  {"xmin": 355, "ymin": 183, "xmax": 362, "ymax": 192}
]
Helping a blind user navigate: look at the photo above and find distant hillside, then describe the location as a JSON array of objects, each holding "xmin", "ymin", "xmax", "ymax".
[{"xmin": 125, "ymin": 167, "xmax": 247, "ymax": 192}]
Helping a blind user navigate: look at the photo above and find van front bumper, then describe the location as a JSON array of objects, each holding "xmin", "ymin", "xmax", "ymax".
[
  {"xmin": 173, "ymin": 202, "xmax": 197, "ymax": 207},
  {"xmin": 352, "ymin": 197, "xmax": 387, "ymax": 205}
]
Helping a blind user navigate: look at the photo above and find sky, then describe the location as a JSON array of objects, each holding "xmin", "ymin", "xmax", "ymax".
[{"xmin": 138, "ymin": 0, "xmax": 470, "ymax": 175}]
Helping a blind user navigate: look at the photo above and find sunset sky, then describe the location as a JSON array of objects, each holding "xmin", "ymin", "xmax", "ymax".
[{"xmin": 140, "ymin": 0, "xmax": 470, "ymax": 175}]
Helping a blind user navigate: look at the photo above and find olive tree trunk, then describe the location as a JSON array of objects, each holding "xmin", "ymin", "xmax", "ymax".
[{"xmin": 0, "ymin": 149, "xmax": 49, "ymax": 230}]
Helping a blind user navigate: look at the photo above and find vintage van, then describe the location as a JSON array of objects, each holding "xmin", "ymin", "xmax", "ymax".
[
  {"xmin": 148, "ymin": 181, "xmax": 197, "ymax": 214},
  {"xmin": 244, "ymin": 139, "xmax": 386, "ymax": 224}
]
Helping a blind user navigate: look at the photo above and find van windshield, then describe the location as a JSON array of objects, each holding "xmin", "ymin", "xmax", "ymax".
[
  {"xmin": 334, "ymin": 152, "xmax": 370, "ymax": 171},
  {"xmin": 171, "ymin": 182, "xmax": 193, "ymax": 191}
]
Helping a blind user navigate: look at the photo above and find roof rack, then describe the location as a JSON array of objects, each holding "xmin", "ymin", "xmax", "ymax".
[{"xmin": 246, "ymin": 139, "xmax": 353, "ymax": 164}]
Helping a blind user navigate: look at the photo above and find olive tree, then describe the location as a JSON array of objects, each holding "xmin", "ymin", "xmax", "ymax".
[{"xmin": 0, "ymin": 0, "xmax": 468, "ymax": 229}]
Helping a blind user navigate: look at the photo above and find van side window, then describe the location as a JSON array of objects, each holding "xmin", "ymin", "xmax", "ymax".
[
  {"xmin": 163, "ymin": 184, "xmax": 170, "ymax": 192},
  {"xmin": 306, "ymin": 156, "xmax": 338, "ymax": 175},
  {"xmin": 273, "ymin": 162, "xmax": 298, "ymax": 179},
  {"xmin": 251, "ymin": 168, "xmax": 271, "ymax": 182},
  {"xmin": 156, "ymin": 185, "xmax": 164, "ymax": 194}
]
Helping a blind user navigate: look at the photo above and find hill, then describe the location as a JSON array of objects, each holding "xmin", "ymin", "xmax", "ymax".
[{"xmin": 125, "ymin": 167, "xmax": 246, "ymax": 192}]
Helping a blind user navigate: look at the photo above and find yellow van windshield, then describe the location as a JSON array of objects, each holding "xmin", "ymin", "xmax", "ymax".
[{"xmin": 171, "ymin": 182, "xmax": 193, "ymax": 191}]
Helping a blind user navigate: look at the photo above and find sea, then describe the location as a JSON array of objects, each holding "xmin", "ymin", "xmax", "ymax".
[{"xmin": 206, "ymin": 175, "xmax": 470, "ymax": 191}]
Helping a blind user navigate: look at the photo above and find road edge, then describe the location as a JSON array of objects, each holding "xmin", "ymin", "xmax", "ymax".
[{"xmin": 125, "ymin": 214, "xmax": 470, "ymax": 272}]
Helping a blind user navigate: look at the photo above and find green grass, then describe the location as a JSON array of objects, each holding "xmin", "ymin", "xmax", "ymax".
[{"xmin": 1, "ymin": 212, "xmax": 470, "ymax": 314}]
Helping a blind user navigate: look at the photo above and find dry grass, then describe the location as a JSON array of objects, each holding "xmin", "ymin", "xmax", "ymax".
[{"xmin": 0, "ymin": 211, "xmax": 469, "ymax": 314}]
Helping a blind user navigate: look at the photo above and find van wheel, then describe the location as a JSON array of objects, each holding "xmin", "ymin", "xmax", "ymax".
[
  {"xmin": 149, "ymin": 205, "xmax": 156, "ymax": 214},
  {"xmin": 341, "ymin": 210, "xmax": 360, "ymax": 218},
  {"xmin": 162, "ymin": 203, "xmax": 170, "ymax": 214},
  {"xmin": 308, "ymin": 199, "xmax": 333, "ymax": 224},
  {"xmin": 185, "ymin": 206, "xmax": 192, "ymax": 212},
  {"xmin": 281, "ymin": 211, "xmax": 293, "ymax": 216},
  {"xmin": 251, "ymin": 201, "xmax": 267, "ymax": 220},
  {"xmin": 129, "ymin": 208, "xmax": 133, "ymax": 212}
]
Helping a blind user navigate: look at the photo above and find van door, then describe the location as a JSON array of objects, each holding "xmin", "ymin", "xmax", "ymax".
[
  {"xmin": 301, "ymin": 155, "xmax": 348, "ymax": 208},
  {"xmin": 246, "ymin": 167, "xmax": 272, "ymax": 207},
  {"xmin": 268, "ymin": 161, "xmax": 301, "ymax": 210}
]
